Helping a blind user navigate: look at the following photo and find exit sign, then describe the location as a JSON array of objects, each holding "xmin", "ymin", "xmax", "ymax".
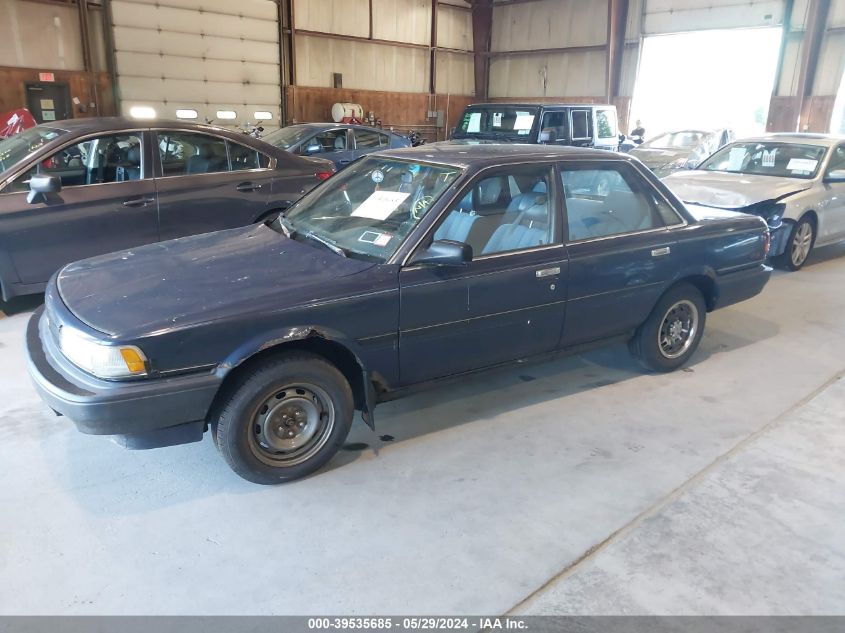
[{"xmin": 38, "ymin": 72, "xmax": 55, "ymax": 82}]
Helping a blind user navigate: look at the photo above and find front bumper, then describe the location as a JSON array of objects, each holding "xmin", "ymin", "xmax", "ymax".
[
  {"xmin": 25, "ymin": 307, "xmax": 222, "ymax": 449},
  {"xmin": 768, "ymin": 223, "xmax": 791, "ymax": 257}
]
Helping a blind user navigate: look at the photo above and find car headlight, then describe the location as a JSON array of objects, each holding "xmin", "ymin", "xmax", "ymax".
[{"xmin": 59, "ymin": 327, "xmax": 148, "ymax": 379}]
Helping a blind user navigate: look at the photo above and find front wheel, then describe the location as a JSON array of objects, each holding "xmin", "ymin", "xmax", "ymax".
[
  {"xmin": 629, "ymin": 283, "xmax": 707, "ymax": 372},
  {"xmin": 775, "ymin": 217, "xmax": 815, "ymax": 271},
  {"xmin": 214, "ymin": 353, "xmax": 354, "ymax": 484}
]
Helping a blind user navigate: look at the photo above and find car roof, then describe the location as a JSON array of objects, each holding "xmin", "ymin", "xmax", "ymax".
[
  {"xmin": 463, "ymin": 102, "xmax": 615, "ymax": 109},
  {"xmin": 734, "ymin": 133, "xmax": 845, "ymax": 147},
  {"xmin": 375, "ymin": 143, "xmax": 634, "ymax": 167},
  {"xmin": 283, "ymin": 122, "xmax": 404, "ymax": 136},
  {"xmin": 38, "ymin": 116, "xmax": 243, "ymax": 136}
]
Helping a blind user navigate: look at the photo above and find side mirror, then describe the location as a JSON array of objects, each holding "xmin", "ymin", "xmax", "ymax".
[
  {"xmin": 538, "ymin": 131, "xmax": 551, "ymax": 143},
  {"xmin": 27, "ymin": 174, "xmax": 62, "ymax": 204},
  {"xmin": 618, "ymin": 133, "xmax": 626, "ymax": 143},
  {"xmin": 409, "ymin": 240, "xmax": 472, "ymax": 266},
  {"xmin": 824, "ymin": 169, "xmax": 845, "ymax": 183},
  {"xmin": 305, "ymin": 144, "xmax": 321, "ymax": 154}
]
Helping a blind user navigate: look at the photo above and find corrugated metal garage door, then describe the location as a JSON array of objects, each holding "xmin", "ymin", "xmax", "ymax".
[
  {"xmin": 642, "ymin": 0, "xmax": 786, "ymax": 34},
  {"xmin": 110, "ymin": 0, "xmax": 281, "ymax": 128}
]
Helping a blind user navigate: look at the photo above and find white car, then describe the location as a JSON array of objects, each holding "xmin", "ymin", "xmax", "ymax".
[{"xmin": 664, "ymin": 134, "xmax": 845, "ymax": 270}]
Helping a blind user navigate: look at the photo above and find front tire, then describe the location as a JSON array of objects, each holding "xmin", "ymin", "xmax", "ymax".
[
  {"xmin": 215, "ymin": 353, "xmax": 354, "ymax": 484},
  {"xmin": 776, "ymin": 216, "xmax": 815, "ymax": 271},
  {"xmin": 629, "ymin": 283, "xmax": 706, "ymax": 372}
]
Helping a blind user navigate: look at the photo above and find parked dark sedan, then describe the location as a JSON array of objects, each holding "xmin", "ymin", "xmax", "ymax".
[
  {"xmin": 262, "ymin": 123, "xmax": 410, "ymax": 170},
  {"xmin": 0, "ymin": 118, "xmax": 334, "ymax": 300},
  {"xmin": 27, "ymin": 145, "xmax": 772, "ymax": 484}
]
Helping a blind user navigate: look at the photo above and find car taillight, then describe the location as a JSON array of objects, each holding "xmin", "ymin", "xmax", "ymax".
[
  {"xmin": 316, "ymin": 171, "xmax": 333, "ymax": 181},
  {"xmin": 762, "ymin": 231, "xmax": 771, "ymax": 256}
]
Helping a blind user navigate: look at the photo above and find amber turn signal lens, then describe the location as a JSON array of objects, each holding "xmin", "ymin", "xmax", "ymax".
[{"xmin": 120, "ymin": 348, "xmax": 147, "ymax": 373}]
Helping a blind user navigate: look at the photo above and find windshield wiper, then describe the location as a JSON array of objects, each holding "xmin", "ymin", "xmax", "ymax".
[
  {"xmin": 303, "ymin": 231, "xmax": 348, "ymax": 258},
  {"xmin": 275, "ymin": 215, "xmax": 296, "ymax": 238}
]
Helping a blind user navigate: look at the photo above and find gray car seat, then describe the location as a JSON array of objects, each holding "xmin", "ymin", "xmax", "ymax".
[
  {"xmin": 434, "ymin": 177, "xmax": 505, "ymax": 243},
  {"xmin": 482, "ymin": 199, "xmax": 549, "ymax": 254}
]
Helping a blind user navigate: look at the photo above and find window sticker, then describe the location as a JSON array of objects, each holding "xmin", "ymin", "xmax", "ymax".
[
  {"xmin": 727, "ymin": 147, "xmax": 747, "ymax": 171},
  {"xmin": 358, "ymin": 230, "xmax": 393, "ymax": 246},
  {"xmin": 371, "ymin": 169, "xmax": 384, "ymax": 183},
  {"xmin": 466, "ymin": 112, "xmax": 481, "ymax": 133},
  {"xmin": 351, "ymin": 190, "xmax": 410, "ymax": 221},
  {"xmin": 514, "ymin": 112, "xmax": 535, "ymax": 130},
  {"xmin": 493, "ymin": 112, "xmax": 503, "ymax": 127},
  {"xmin": 762, "ymin": 149, "xmax": 777, "ymax": 167},
  {"xmin": 786, "ymin": 158, "xmax": 818, "ymax": 173}
]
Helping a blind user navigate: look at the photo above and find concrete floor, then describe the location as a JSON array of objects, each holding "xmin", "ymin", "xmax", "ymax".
[{"xmin": 1, "ymin": 244, "xmax": 844, "ymax": 616}]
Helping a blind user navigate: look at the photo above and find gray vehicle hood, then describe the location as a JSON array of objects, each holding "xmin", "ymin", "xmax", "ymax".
[
  {"xmin": 662, "ymin": 170, "xmax": 812, "ymax": 209},
  {"xmin": 630, "ymin": 146, "xmax": 691, "ymax": 169}
]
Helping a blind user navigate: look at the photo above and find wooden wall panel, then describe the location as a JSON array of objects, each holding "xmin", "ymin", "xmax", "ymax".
[
  {"xmin": 285, "ymin": 86, "xmax": 474, "ymax": 142},
  {"xmin": 0, "ymin": 66, "xmax": 115, "ymax": 118}
]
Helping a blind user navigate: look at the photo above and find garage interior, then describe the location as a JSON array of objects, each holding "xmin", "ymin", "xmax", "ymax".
[{"xmin": 2, "ymin": 0, "xmax": 845, "ymax": 619}]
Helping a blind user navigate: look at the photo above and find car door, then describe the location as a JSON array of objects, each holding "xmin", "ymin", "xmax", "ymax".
[
  {"xmin": 820, "ymin": 143, "xmax": 845, "ymax": 240},
  {"xmin": 570, "ymin": 108, "xmax": 594, "ymax": 148},
  {"xmin": 0, "ymin": 130, "xmax": 158, "ymax": 286},
  {"xmin": 153, "ymin": 130, "xmax": 273, "ymax": 240},
  {"xmin": 559, "ymin": 161, "xmax": 684, "ymax": 347},
  {"xmin": 300, "ymin": 128, "xmax": 356, "ymax": 170},
  {"xmin": 398, "ymin": 163, "xmax": 568, "ymax": 385}
]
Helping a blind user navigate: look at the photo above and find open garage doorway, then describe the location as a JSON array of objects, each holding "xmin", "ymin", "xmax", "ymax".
[{"xmin": 629, "ymin": 27, "xmax": 783, "ymax": 139}]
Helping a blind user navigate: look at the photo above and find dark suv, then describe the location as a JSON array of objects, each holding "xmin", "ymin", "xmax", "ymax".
[{"xmin": 451, "ymin": 103, "xmax": 620, "ymax": 151}]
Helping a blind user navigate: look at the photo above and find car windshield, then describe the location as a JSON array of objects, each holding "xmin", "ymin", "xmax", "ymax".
[
  {"xmin": 280, "ymin": 156, "xmax": 463, "ymax": 262},
  {"xmin": 262, "ymin": 126, "xmax": 315, "ymax": 150},
  {"xmin": 698, "ymin": 142, "xmax": 827, "ymax": 179},
  {"xmin": 0, "ymin": 126, "xmax": 67, "ymax": 173},
  {"xmin": 453, "ymin": 106, "xmax": 539, "ymax": 140},
  {"xmin": 643, "ymin": 131, "xmax": 707, "ymax": 149}
]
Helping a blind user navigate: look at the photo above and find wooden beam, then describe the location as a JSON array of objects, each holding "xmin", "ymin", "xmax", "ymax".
[
  {"xmin": 605, "ymin": 0, "xmax": 629, "ymax": 101},
  {"xmin": 429, "ymin": 0, "xmax": 438, "ymax": 94},
  {"xmin": 471, "ymin": 0, "xmax": 493, "ymax": 99}
]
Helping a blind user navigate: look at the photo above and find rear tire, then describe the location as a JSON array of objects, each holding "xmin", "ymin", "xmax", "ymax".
[
  {"xmin": 775, "ymin": 216, "xmax": 815, "ymax": 271},
  {"xmin": 629, "ymin": 283, "xmax": 706, "ymax": 372},
  {"xmin": 214, "ymin": 352, "xmax": 354, "ymax": 484}
]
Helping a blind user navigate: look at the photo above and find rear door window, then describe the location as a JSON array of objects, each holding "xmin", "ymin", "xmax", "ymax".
[
  {"xmin": 571, "ymin": 109, "xmax": 592, "ymax": 140},
  {"xmin": 157, "ymin": 132, "xmax": 229, "ymax": 176},
  {"xmin": 354, "ymin": 129, "xmax": 388, "ymax": 149},
  {"xmin": 560, "ymin": 163, "xmax": 671, "ymax": 241},
  {"xmin": 540, "ymin": 111, "xmax": 569, "ymax": 144}
]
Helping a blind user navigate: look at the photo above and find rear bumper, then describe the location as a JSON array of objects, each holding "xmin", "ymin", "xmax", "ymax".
[
  {"xmin": 714, "ymin": 263, "xmax": 772, "ymax": 310},
  {"xmin": 25, "ymin": 307, "xmax": 221, "ymax": 449}
]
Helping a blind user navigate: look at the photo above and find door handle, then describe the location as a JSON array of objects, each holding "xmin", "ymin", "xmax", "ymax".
[
  {"xmin": 339, "ymin": 159, "xmax": 351, "ymax": 164},
  {"xmin": 651, "ymin": 247, "xmax": 671, "ymax": 257},
  {"xmin": 236, "ymin": 182, "xmax": 262, "ymax": 192},
  {"xmin": 535, "ymin": 267, "xmax": 561, "ymax": 278},
  {"xmin": 123, "ymin": 197, "xmax": 155, "ymax": 207}
]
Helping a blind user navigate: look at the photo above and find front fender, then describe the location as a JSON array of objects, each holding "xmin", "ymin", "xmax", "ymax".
[{"xmin": 217, "ymin": 325, "xmax": 377, "ymax": 429}]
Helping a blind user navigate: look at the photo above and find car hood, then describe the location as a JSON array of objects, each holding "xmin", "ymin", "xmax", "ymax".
[
  {"xmin": 56, "ymin": 224, "xmax": 376, "ymax": 337},
  {"xmin": 630, "ymin": 146, "xmax": 690, "ymax": 168},
  {"xmin": 663, "ymin": 170, "xmax": 812, "ymax": 209}
]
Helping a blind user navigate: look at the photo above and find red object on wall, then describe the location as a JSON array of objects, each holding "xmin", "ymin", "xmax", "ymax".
[
  {"xmin": 38, "ymin": 72, "xmax": 55, "ymax": 82},
  {"xmin": 0, "ymin": 108, "xmax": 38, "ymax": 138}
]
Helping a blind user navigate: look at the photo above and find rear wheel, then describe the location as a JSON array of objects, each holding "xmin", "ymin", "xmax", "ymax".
[
  {"xmin": 629, "ymin": 283, "xmax": 706, "ymax": 372},
  {"xmin": 775, "ymin": 216, "xmax": 815, "ymax": 271},
  {"xmin": 214, "ymin": 353, "xmax": 354, "ymax": 484}
]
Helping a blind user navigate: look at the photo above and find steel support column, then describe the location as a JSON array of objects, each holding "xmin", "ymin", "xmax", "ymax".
[{"xmin": 471, "ymin": 0, "xmax": 493, "ymax": 100}]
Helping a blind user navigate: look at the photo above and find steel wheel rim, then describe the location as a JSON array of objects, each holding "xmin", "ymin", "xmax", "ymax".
[
  {"xmin": 658, "ymin": 299, "xmax": 699, "ymax": 359},
  {"xmin": 791, "ymin": 222, "xmax": 813, "ymax": 267},
  {"xmin": 248, "ymin": 383, "xmax": 335, "ymax": 467}
]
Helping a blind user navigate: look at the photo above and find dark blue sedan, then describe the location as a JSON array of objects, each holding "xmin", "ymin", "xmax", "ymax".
[
  {"xmin": 263, "ymin": 123, "xmax": 411, "ymax": 170},
  {"xmin": 26, "ymin": 145, "xmax": 772, "ymax": 484}
]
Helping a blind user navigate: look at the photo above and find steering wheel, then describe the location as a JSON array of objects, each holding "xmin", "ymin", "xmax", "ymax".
[{"xmin": 411, "ymin": 195, "xmax": 433, "ymax": 220}]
